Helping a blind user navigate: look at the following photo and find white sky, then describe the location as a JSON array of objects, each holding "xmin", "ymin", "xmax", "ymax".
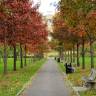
[{"xmin": 33, "ymin": 0, "xmax": 59, "ymax": 16}]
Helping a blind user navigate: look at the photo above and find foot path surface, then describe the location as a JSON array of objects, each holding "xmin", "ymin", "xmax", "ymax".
[{"xmin": 21, "ymin": 58, "xmax": 71, "ymax": 96}]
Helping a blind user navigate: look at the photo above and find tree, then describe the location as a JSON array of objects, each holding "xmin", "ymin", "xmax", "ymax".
[
  {"xmin": 0, "ymin": 0, "xmax": 10, "ymax": 74},
  {"xmin": 52, "ymin": 0, "xmax": 96, "ymax": 69},
  {"xmin": 0, "ymin": 0, "xmax": 48, "ymax": 74}
]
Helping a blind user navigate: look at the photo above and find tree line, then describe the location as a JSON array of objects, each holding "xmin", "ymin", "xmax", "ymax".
[
  {"xmin": 51, "ymin": 0, "xmax": 96, "ymax": 69},
  {"xmin": 0, "ymin": 0, "xmax": 48, "ymax": 74}
]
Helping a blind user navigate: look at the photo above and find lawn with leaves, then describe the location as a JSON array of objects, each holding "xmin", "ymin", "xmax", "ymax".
[
  {"xmin": 58, "ymin": 56, "xmax": 96, "ymax": 96},
  {"xmin": 0, "ymin": 58, "xmax": 45, "ymax": 96}
]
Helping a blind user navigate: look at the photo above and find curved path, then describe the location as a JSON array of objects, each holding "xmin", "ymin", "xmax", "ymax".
[{"xmin": 21, "ymin": 58, "xmax": 71, "ymax": 96}]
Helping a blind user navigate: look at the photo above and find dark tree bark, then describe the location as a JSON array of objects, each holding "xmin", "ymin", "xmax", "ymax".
[
  {"xmin": 82, "ymin": 38, "xmax": 85, "ymax": 69},
  {"xmin": 70, "ymin": 50, "xmax": 73, "ymax": 63},
  {"xmin": 20, "ymin": 44, "xmax": 23, "ymax": 68},
  {"xmin": 31, "ymin": 55, "xmax": 33, "ymax": 63},
  {"xmin": 73, "ymin": 44, "xmax": 75, "ymax": 63},
  {"xmin": 4, "ymin": 40, "xmax": 7, "ymax": 74},
  {"xmin": 90, "ymin": 40, "xmax": 94, "ymax": 68},
  {"xmin": 24, "ymin": 45, "xmax": 27, "ymax": 66},
  {"xmin": 77, "ymin": 43, "xmax": 80, "ymax": 67},
  {"xmin": 59, "ymin": 49, "xmax": 64, "ymax": 61},
  {"xmin": 68, "ymin": 50, "xmax": 70, "ymax": 61},
  {"xmin": 64, "ymin": 51, "xmax": 66, "ymax": 61},
  {"xmin": 65, "ymin": 51, "xmax": 67, "ymax": 61},
  {"xmin": 13, "ymin": 45, "xmax": 17, "ymax": 71}
]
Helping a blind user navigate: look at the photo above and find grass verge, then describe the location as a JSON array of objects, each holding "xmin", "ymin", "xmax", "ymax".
[
  {"xmin": 0, "ymin": 59, "xmax": 46, "ymax": 96},
  {"xmin": 58, "ymin": 56, "xmax": 96, "ymax": 96},
  {"xmin": 57, "ymin": 62, "xmax": 77, "ymax": 96}
]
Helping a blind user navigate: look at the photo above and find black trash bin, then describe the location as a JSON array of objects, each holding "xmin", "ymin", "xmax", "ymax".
[
  {"xmin": 54, "ymin": 57, "xmax": 56, "ymax": 60},
  {"xmin": 57, "ymin": 57, "xmax": 60, "ymax": 62}
]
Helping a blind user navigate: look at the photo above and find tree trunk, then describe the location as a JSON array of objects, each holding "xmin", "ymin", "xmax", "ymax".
[
  {"xmin": 77, "ymin": 43, "xmax": 80, "ymax": 67},
  {"xmin": 31, "ymin": 55, "xmax": 33, "ymax": 63},
  {"xmin": 70, "ymin": 50, "xmax": 72, "ymax": 63},
  {"xmin": 24, "ymin": 45, "xmax": 27, "ymax": 66},
  {"xmin": 64, "ymin": 51, "xmax": 66, "ymax": 61},
  {"xmin": 73, "ymin": 44, "xmax": 75, "ymax": 63},
  {"xmin": 20, "ymin": 44, "xmax": 23, "ymax": 68},
  {"xmin": 59, "ymin": 50, "xmax": 63, "ymax": 61},
  {"xmin": 13, "ymin": 45, "xmax": 17, "ymax": 71},
  {"xmin": 90, "ymin": 40, "xmax": 94, "ymax": 68},
  {"xmin": 4, "ymin": 40, "xmax": 7, "ymax": 74},
  {"xmin": 68, "ymin": 50, "xmax": 70, "ymax": 62},
  {"xmin": 82, "ymin": 38, "xmax": 85, "ymax": 69},
  {"xmin": 65, "ymin": 51, "xmax": 66, "ymax": 61}
]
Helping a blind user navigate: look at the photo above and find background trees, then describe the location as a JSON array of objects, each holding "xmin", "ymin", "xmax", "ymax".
[{"xmin": 52, "ymin": 0, "xmax": 96, "ymax": 69}]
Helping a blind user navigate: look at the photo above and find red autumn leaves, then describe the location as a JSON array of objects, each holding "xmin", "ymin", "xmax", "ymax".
[{"xmin": 0, "ymin": 0, "xmax": 48, "ymax": 53}]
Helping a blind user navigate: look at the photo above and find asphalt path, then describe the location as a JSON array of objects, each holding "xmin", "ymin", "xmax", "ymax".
[{"xmin": 21, "ymin": 58, "xmax": 71, "ymax": 96}]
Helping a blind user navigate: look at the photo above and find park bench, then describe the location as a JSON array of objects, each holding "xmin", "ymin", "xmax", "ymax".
[
  {"xmin": 65, "ymin": 63, "xmax": 75, "ymax": 74},
  {"xmin": 82, "ymin": 69, "xmax": 96, "ymax": 89}
]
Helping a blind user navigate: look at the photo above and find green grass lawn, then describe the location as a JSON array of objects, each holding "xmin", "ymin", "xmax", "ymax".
[
  {"xmin": 0, "ymin": 58, "xmax": 46, "ymax": 96},
  {"xmin": 58, "ymin": 56, "xmax": 96, "ymax": 96},
  {"xmin": 0, "ymin": 58, "xmax": 27, "ymax": 73}
]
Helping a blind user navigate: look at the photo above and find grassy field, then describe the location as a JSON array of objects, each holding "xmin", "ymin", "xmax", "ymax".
[
  {"xmin": 58, "ymin": 56, "xmax": 96, "ymax": 96},
  {"xmin": 0, "ymin": 58, "xmax": 45, "ymax": 96},
  {"xmin": 0, "ymin": 58, "xmax": 31, "ymax": 73}
]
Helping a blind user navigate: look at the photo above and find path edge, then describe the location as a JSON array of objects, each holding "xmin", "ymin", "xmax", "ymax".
[
  {"xmin": 16, "ymin": 60, "xmax": 47, "ymax": 96},
  {"xmin": 57, "ymin": 62, "xmax": 80, "ymax": 96}
]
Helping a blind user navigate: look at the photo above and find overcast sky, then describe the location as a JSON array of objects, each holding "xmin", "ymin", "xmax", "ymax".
[{"xmin": 33, "ymin": 0, "xmax": 59, "ymax": 16}]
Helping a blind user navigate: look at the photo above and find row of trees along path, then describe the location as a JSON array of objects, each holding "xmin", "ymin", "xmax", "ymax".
[
  {"xmin": 51, "ymin": 0, "xmax": 96, "ymax": 69},
  {"xmin": 0, "ymin": 0, "xmax": 48, "ymax": 74}
]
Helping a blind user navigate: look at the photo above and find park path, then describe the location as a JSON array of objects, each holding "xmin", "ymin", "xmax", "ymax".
[{"xmin": 21, "ymin": 58, "xmax": 71, "ymax": 96}]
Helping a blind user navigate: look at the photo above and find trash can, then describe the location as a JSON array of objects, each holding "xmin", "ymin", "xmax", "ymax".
[{"xmin": 57, "ymin": 57, "xmax": 60, "ymax": 62}]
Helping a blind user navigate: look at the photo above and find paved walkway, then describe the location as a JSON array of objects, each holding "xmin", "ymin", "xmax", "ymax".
[{"xmin": 21, "ymin": 58, "xmax": 71, "ymax": 96}]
